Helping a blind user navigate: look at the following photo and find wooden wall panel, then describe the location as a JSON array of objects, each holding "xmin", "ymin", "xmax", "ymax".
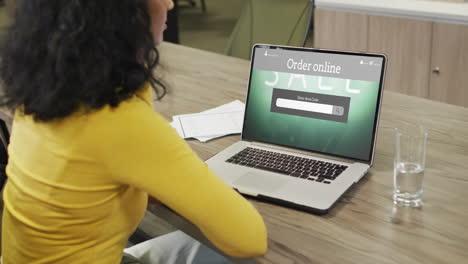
[
  {"xmin": 312, "ymin": 8, "xmax": 368, "ymax": 52},
  {"xmin": 429, "ymin": 22, "xmax": 468, "ymax": 107},
  {"xmin": 368, "ymin": 15, "xmax": 432, "ymax": 98}
]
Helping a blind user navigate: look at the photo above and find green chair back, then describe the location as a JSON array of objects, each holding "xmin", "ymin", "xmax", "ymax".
[{"xmin": 225, "ymin": 0, "xmax": 313, "ymax": 60}]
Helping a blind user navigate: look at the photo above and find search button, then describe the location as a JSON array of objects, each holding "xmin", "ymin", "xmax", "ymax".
[{"xmin": 332, "ymin": 106, "xmax": 345, "ymax": 116}]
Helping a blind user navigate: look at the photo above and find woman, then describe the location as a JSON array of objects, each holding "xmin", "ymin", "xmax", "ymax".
[{"xmin": 0, "ymin": 0, "xmax": 267, "ymax": 263}]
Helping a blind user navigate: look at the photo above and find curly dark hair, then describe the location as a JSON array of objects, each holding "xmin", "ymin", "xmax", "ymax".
[{"xmin": 0, "ymin": 0, "xmax": 166, "ymax": 121}]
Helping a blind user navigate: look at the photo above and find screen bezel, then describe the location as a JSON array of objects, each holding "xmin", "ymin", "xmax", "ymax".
[{"xmin": 241, "ymin": 44, "xmax": 387, "ymax": 165}]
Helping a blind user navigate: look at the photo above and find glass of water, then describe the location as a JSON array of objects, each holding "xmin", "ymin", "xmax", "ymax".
[{"xmin": 393, "ymin": 124, "xmax": 428, "ymax": 207}]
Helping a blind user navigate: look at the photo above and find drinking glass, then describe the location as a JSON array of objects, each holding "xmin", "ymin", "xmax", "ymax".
[{"xmin": 393, "ymin": 124, "xmax": 428, "ymax": 207}]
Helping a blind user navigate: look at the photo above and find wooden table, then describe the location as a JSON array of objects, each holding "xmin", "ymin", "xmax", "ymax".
[
  {"xmin": 0, "ymin": 42, "xmax": 466, "ymax": 263},
  {"xmin": 151, "ymin": 42, "xmax": 468, "ymax": 263}
]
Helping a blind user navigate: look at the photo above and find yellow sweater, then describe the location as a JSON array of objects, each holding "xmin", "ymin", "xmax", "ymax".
[{"xmin": 1, "ymin": 85, "xmax": 267, "ymax": 264}]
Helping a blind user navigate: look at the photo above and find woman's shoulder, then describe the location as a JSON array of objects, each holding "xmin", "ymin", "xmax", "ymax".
[{"xmin": 86, "ymin": 93, "xmax": 163, "ymax": 135}]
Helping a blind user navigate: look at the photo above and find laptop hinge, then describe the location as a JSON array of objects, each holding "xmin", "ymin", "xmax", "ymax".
[{"xmin": 250, "ymin": 141, "xmax": 359, "ymax": 165}]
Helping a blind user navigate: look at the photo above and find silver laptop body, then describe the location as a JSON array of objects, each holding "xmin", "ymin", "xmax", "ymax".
[{"xmin": 207, "ymin": 44, "xmax": 387, "ymax": 214}]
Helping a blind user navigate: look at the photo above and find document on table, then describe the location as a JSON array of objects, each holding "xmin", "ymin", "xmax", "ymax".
[{"xmin": 170, "ymin": 100, "xmax": 245, "ymax": 142}]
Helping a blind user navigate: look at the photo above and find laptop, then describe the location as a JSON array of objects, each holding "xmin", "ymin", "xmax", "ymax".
[{"xmin": 206, "ymin": 44, "xmax": 386, "ymax": 214}]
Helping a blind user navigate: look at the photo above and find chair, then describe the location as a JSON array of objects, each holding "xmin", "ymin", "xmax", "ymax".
[
  {"xmin": 0, "ymin": 118, "xmax": 9, "ymax": 256},
  {"xmin": 225, "ymin": 0, "xmax": 314, "ymax": 60},
  {"xmin": 0, "ymin": 119, "xmax": 8, "ymax": 190}
]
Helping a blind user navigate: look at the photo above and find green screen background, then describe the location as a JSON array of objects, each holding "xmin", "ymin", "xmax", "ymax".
[{"xmin": 243, "ymin": 70, "xmax": 380, "ymax": 161}]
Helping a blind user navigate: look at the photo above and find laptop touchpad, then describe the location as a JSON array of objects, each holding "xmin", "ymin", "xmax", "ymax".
[{"xmin": 233, "ymin": 172, "xmax": 287, "ymax": 194}]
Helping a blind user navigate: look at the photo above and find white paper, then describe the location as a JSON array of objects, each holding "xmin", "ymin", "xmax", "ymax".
[
  {"xmin": 178, "ymin": 111, "xmax": 243, "ymax": 138},
  {"xmin": 170, "ymin": 100, "xmax": 245, "ymax": 142}
]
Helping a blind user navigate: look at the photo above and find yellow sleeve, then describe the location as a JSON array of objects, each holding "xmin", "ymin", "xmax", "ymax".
[{"xmin": 90, "ymin": 97, "xmax": 268, "ymax": 257}]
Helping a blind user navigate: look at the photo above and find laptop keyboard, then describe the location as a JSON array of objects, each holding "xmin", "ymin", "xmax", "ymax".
[{"xmin": 225, "ymin": 147, "xmax": 348, "ymax": 184}]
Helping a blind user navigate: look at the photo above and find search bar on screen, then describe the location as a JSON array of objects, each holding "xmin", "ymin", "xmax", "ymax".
[
  {"xmin": 270, "ymin": 88, "xmax": 350, "ymax": 123},
  {"xmin": 276, "ymin": 98, "xmax": 344, "ymax": 116}
]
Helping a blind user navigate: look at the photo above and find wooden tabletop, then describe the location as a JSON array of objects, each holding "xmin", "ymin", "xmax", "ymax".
[
  {"xmin": 151, "ymin": 42, "xmax": 468, "ymax": 263},
  {"xmin": 1, "ymin": 41, "xmax": 464, "ymax": 263}
]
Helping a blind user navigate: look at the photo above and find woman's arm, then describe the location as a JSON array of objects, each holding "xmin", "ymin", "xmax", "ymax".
[{"xmin": 91, "ymin": 97, "xmax": 267, "ymax": 257}]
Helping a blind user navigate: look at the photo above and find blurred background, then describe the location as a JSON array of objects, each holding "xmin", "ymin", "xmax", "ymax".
[
  {"xmin": 176, "ymin": 0, "xmax": 244, "ymax": 54},
  {"xmin": 3, "ymin": 0, "xmax": 465, "ymax": 107},
  {"xmin": 0, "ymin": 0, "xmax": 243, "ymax": 54}
]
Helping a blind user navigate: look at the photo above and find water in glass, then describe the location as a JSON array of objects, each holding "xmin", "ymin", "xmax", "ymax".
[{"xmin": 394, "ymin": 162, "xmax": 424, "ymax": 206}]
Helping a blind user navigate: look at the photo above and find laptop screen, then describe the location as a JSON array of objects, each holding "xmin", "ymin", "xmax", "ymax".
[{"xmin": 242, "ymin": 45, "xmax": 386, "ymax": 163}]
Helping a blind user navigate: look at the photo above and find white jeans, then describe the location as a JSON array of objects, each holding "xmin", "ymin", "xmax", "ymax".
[{"xmin": 123, "ymin": 231, "xmax": 232, "ymax": 264}]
